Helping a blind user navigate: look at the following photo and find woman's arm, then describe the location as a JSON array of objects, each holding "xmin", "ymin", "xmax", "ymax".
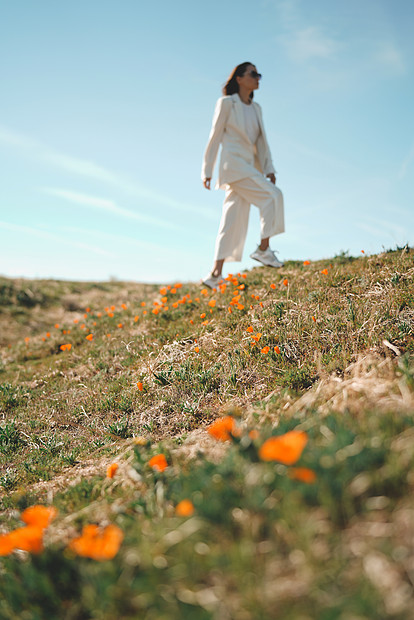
[{"xmin": 201, "ymin": 97, "xmax": 231, "ymax": 186}]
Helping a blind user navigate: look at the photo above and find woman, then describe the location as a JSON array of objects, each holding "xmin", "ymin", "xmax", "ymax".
[{"xmin": 201, "ymin": 62, "xmax": 285, "ymax": 288}]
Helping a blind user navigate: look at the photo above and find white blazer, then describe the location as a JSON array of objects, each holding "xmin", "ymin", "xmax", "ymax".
[{"xmin": 201, "ymin": 93, "xmax": 276, "ymax": 189}]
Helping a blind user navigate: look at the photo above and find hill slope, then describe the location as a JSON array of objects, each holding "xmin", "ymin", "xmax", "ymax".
[{"xmin": 0, "ymin": 247, "xmax": 413, "ymax": 619}]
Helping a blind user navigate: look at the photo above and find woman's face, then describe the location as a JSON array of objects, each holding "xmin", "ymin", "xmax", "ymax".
[{"xmin": 236, "ymin": 64, "xmax": 261, "ymax": 91}]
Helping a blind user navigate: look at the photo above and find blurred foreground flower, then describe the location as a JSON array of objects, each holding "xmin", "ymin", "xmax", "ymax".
[
  {"xmin": 0, "ymin": 505, "xmax": 57, "ymax": 556},
  {"xmin": 68, "ymin": 524, "xmax": 123, "ymax": 561},
  {"xmin": 289, "ymin": 467, "xmax": 316, "ymax": 483},
  {"xmin": 175, "ymin": 499, "xmax": 195, "ymax": 517},
  {"xmin": 106, "ymin": 463, "xmax": 119, "ymax": 478},
  {"xmin": 149, "ymin": 454, "xmax": 168, "ymax": 472},
  {"xmin": 259, "ymin": 430, "xmax": 308, "ymax": 465},
  {"xmin": 207, "ymin": 416, "xmax": 240, "ymax": 442}
]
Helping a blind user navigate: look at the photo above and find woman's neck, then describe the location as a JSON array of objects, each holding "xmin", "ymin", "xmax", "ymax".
[{"xmin": 238, "ymin": 86, "xmax": 251, "ymax": 105}]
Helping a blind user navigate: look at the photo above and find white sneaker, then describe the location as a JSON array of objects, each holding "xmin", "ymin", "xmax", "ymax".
[
  {"xmin": 202, "ymin": 274, "xmax": 221, "ymax": 289},
  {"xmin": 250, "ymin": 246, "xmax": 284, "ymax": 268}
]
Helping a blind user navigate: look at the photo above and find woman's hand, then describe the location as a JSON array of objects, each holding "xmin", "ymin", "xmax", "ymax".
[
  {"xmin": 203, "ymin": 178, "xmax": 211, "ymax": 190},
  {"xmin": 266, "ymin": 173, "xmax": 276, "ymax": 185}
]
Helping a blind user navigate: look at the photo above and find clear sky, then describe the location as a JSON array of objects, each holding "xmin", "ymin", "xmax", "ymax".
[{"xmin": 0, "ymin": 0, "xmax": 413, "ymax": 283}]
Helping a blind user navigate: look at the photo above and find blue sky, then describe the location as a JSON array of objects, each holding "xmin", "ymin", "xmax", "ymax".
[{"xmin": 0, "ymin": 0, "xmax": 413, "ymax": 283}]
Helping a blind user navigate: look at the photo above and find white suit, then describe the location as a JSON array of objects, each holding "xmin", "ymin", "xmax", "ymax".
[{"xmin": 202, "ymin": 93, "xmax": 285, "ymax": 262}]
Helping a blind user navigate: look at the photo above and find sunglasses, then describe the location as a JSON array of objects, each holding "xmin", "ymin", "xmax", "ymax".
[{"xmin": 248, "ymin": 70, "xmax": 262, "ymax": 79}]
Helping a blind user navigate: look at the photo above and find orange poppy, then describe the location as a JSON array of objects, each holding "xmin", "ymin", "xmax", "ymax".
[
  {"xmin": 68, "ymin": 523, "xmax": 123, "ymax": 561},
  {"xmin": 159, "ymin": 287, "xmax": 167, "ymax": 295},
  {"xmin": 106, "ymin": 463, "xmax": 119, "ymax": 478},
  {"xmin": 107, "ymin": 312, "xmax": 114, "ymax": 318},
  {"xmin": 237, "ymin": 303, "xmax": 244, "ymax": 310},
  {"xmin": 141, "ymin": 302, "xmax": 146, "ymax": 307},
  {"xmin": 149, "ymin": 454, "xmax": 168, "ymax": 472},
  {"xmin": 194, "ymin": 346, "xmax": 200, "ymax": 353},
  {"xmin": 201, "ymin": 320, "xmax": 209, "ymax": 326},
  {"xmin": 246, "ymin": 326, "xmax": 254, "ymax": 333},
  {"xmin": 137, "ymin": 381, "xmax": 143, "ymax": 391},
  {"xmin": 21, "ymin": 505, "xmax": 57, "ymax": 529},
  {"xmin": 175, "ymin": 499, "xmax": 195, "ymax": 517},
  {"xmin": 270, "ymin": 283, "xmax": 276, "ymax": 289},
  {"xmin": 86, "ymin": 307, "xmax": 91, "ymax": 313},
  {"xmin": 54, "ymin": 324, "xmax": 60, "ymax": 329},
  {"xmin": 321, "ymin": 269, "xmax": 328, "ymax": 275},
  {"xmin": 274, "ymin": 345, "xmax": 281, "ymax": 354},
  {"xmin": 60, "ymin": 343, "xmax": 72, "ymax": 351},
  {"xmin": 171, "ymin": 288, "xmax": 177, "ymax": 294},
  {"xmin": 46, "ymin": 332, "xmax": 51, "ymax": 338},
  {"xmin": 207, "ymin": 416, "xmax": 239, "ymax": 442},
  {"xmin": 303, "ymin": 260, "xmax": 311, "ymax": 266},
  {"xmin": 261, "ymin": 346, "xmax": 270, "ymax": 354},
  {"xmin": 7, "ymin": 526, "xmax": 44, "ymax": 554},
  {"xmin": 208, "ymin": 299, "xmax": 216, "ymax": 308},
  {"xmin": 283, "ymin": 279, "xmax": 288, "ymax": 286},
  {"xmin": 258, "ymin": 430, "xmax": 308, "ymax": 465},
  {"xmin": 312, "ymin": 316, "xmax": 316, "ymax": 323},
  {"xmin": 117, "ymin": 323, "xmax": 123, "ymax": 328},
  {"xmin": 249, "ymin": 429, "xmax": 259, "ymax": 440},
  {"xmin": 110, "ymin": 305, "xmax": 115, "ymax": 311},
  {"xmin": 86, "ymin": 334, "xmax": 93, "ymax": 341},
  {"xmin": 121, "ymin": 303, "xmax": 127, "ymax": 310},
  {"xmin": 200, "ymin": 288, "xmax": 208, "ymax": 296},
  {"xmin": 200, "ymin": 313, "xmax": 206, "ymax": 319},
  {"xmin": 134, "ymin": 315, "xmax": 139, "ymax": 322},
  {"xmin": 289, "ymin": 467, "xmax": 316, "ymax": 483}
]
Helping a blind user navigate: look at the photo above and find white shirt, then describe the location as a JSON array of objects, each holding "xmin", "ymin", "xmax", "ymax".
[{"xmin": 242, "ymin": 101, "xmax": 260, "ymax": 144}]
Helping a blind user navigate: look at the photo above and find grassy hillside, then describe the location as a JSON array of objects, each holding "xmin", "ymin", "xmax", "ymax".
[{"xmin": 0, "ymin": 247, "xmax": 413, "ymax": 619}]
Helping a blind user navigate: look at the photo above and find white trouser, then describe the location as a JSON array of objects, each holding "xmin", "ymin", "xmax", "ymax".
[{"xmin": 213, "ymin": 175, "xmax": 285, "ymax": 262}]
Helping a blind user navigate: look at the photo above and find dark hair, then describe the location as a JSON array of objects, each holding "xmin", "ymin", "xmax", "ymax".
[{"xmin": 223, "ymin": 61, "xmax": 254, "ymax": 100}]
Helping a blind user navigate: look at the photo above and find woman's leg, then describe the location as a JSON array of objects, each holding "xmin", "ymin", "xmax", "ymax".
[
  {"xmin": 210, "ymin": 186, "xmax": 251, "ymax": 276},
  {"xmin": 229, "ymin": 176, "xmax": 285, "ymax": 242}
]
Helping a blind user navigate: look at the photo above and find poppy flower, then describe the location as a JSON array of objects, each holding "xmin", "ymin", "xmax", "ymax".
[
  {"xmin": 143, "ymin": 310, "xmax": 147, "ymax": 315},
  {"xmin": 141, "ymin": 302, "xmax": 146, "ymax": 307},
  {"xmin": 208, "ymin": 299, "xmax": 216, "ymax": 308},
  {"xmin": 137, "ymin": 381, "xmax": 143, "ymax": 391},
  {"xmin": 121, "ymin": 303, "xmax": 127, "ymax": 310},
  {"xmin": 46, "ymin": 332, "xmax": 51, "ymax": 338},
  {"xmin": 261, "ymin": 346, "xmax": 270, "ymax": 354},
  {"xmin": 107, "ymin": 312, "xmax": 114, "ymax": 318},
  {"xmin": 201, "ymin": 320, "xmax": 209, "ymax": 326},
  {"xmin": 73, "ymin": 319, "xmax": 79, "ymax": 324},
  {"xmin": 117, "ymin": 323, "xmax": 123, "ymax": 328},
  {"xmin": 110, "ymin": 305, "xmax": 115, "ymax": 311},
  {"xmin": 68, "ymin": 524, "xmax": 123, "ymax": 561},
  {"xmin": 361, "ymin": 250, "xmax": 365, "ymax": 254},
  {"xmin": 175, "ymin": 499, "xmax": 195, "ymax": 517},
  {"xmin": 249, "ymin": 429, "xmax": 259, "ymax": 440},
  {"xmin": 207, "ymin": 416, "xmax": 239, "ymax": 442},
  {"xmin": 60, "ymin": 343, "xmax": 72, "ymax": 351},
  {"xmin": 86, "ymin": 307, "xmax": 91, "ymax": 313},
  {"xmin": 289, "ymin": 467, "xmax": 316, "ymax": 483},
  {"xmin": 246, "ymin": 326, "xmax": 254, "ymax": 333},
  {"xmin": 274, "ymin": 345, "xmax": 281, "ymax": 354},
  {"xmin": 321, "ymin": 269, "xmax": 328, "ymax": 275},
  {"xmin": 194, "ymin": 346, "xmax": 200, "ymax": 353},
  {"xmin": 106, "ymin": 463, "xmax": 119, "ymax": 478},
  {"xmin": 7, "ymin": 526, "xmax": 44, "ymax": 554},
  {"xmin": 237, "ymin": 304, "xmax": 244, "ymax": 310},
  {"xmin": 258, "ymin": 430, "xmax": 308, "ymax": 465},
  {"xmin": 171, "ymin": 288, "xmax": 177, "ymax": 294},
  {"xmin": 200, "ymin": 313, "xmax": 206, "ymax": 319},
  {"xmin": 86, "ymin": 334, "xmax": 93, "ymax": 341},
  {"xmin": 312, "ymin": 316, "xmax": 316, "ymax": 323},
  {"xmin": 283, "ymin": 279, "xmax": 288, "ymax": 286},
  {"xmin": 54, "ymin": 324, "xmax": 60, "ymax": 329},
  {"xmin": 21, "ymin": 505, "xmax": 57, "ymax": 529},
  {"xmin": 159, "ymin": 287, "xmax": 167, "ymax": 295},
  {"xmin": 270, "ymin": 283, "xmax": 276, "ymax": 289},
  {"xmin": 134, "ymin": 315, "xmax": 139, "ymax": 322},
  {"xmin": 149, "ymin": 454, "xmax": 168, "ymax": 472},
  {"xmin": 303, "ymin": 260, "xmax": 311, "ymax": 266}
]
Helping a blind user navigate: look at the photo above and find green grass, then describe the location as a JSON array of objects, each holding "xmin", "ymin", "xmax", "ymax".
[{"xmin": 0, "ymin": 247, "xmax": 413, "ymax": 618}]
